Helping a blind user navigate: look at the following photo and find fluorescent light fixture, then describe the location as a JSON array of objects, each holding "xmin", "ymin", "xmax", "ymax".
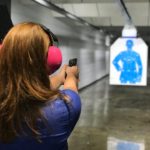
[
  {"xmin": 84, "ymin": 22, "xmax": 90, "ymax": 26},
  {"xmin": 66, "ymin": 13, "xmax": 77, "ymax": 20},
  {"xmin": 33, "ymin": 0, "xmax": 49, "ymax": 7}
]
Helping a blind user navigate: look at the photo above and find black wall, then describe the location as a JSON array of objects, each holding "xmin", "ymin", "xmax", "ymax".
[
  {"xmin": 0, "ymin": 0, "xmax": 13, "ymax": 41},
  {"xmin": 0, "ymin": 0, "xmax": 11, "ymax": 14}
]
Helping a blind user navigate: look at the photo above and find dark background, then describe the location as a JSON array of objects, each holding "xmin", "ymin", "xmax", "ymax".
[{"xmin": 0, "ymin": 0, "xmax": 13, "ymax": 42}]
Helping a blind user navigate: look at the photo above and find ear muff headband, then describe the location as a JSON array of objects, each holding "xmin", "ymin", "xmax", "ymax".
[{"xmin": 39, "ymin": 24, "xmax": 58, "ymax": 45}]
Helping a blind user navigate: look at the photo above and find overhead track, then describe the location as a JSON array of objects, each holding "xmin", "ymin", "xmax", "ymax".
[
  {"xmin": 116, "ymin": 0, "xmax": 133, "ymax": 26},
  {"xmin": 32, "ymin": 0, "xmax": 101, "ymax": 30}
]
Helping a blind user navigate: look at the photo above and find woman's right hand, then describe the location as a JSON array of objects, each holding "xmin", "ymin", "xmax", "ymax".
[
  {"xmin": 64, "ymin": 66, "xmax": 79, "ymax": 93},
  {"xmin": 66, "ymin": 66, "xmax": 79, "ymax": 79}
]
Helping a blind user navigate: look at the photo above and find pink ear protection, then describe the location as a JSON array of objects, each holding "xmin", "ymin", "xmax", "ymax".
[
  {"xmin": 40, "ymin": 24, "xmax": 62, "ymax": 75},
  {"xmin": 47, "ymin": 45, "xmax": 62, "ymax": 74}
]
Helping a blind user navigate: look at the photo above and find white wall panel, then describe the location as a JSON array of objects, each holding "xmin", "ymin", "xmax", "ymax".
[
  {"xmin": 97, "ymin": 3, "xmax": 121, "ymax": 18},
  {"xmin": 73, "ymin": 3, "xmax": 99, "ymax": 17},
  {"xmin": 97, "ymin": 3, "xmax": 124, "ymax": 26}
]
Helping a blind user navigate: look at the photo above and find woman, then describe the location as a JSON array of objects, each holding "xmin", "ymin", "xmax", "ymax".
[{"xmin": 0, "ymin": 22, "xmax": 81, "ymax": 150}]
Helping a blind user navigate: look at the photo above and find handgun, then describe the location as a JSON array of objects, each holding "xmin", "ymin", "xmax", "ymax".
[
  {"xmin": 65, "ymin": 58, "xmax": 78, "ymax": 78},
  {"xmin": 69, "ymin": 58, "xmax": 77, "ymax": 67}
]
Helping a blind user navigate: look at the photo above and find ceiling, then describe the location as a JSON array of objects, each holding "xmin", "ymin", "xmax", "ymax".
[
  {"xmin": 46, "ymin": 0, "xmax": 150, "ymax": 27},
  {"xmin": 43, "ymin": 0, "xmax": 150, "ymax": 44},
  {"xmin": 50, "ymin": 0, "xmax": 149, "ymax": 3},
  {"xmin": 23, "ymin": 0, "xmax": 150, "ymax": 43}
]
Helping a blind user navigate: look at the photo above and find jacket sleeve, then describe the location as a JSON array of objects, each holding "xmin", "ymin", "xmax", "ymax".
[{"xmin": 61, "ymin": 89, "xmax": 81, "ymax": 132}]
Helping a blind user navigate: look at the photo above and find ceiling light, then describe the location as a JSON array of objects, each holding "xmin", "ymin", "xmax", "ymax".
[
  {"xmin": 66, "ymin": 13, "xmax": 77, "ymax": 20},
  {"xmin": 33, "ymin": 0, "xmax": 49, "ymax": 7}
]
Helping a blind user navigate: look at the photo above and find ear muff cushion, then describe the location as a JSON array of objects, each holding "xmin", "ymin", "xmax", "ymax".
[{"xmin": 47, "ymin": 46, "xmax": 62, "ymax": 74}]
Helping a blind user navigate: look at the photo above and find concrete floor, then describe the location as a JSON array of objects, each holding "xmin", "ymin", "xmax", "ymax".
[{"xmin": 68, "ymin": 76, "xmax": 150, "ymax": 150}]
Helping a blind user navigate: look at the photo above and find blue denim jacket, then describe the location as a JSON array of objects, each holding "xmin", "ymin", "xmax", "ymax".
[{"xmin": 0, "ymin": 89, "xmax": 81, "ymax": 150}]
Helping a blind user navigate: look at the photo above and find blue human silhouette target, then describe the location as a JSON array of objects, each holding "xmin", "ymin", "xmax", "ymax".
[
  {"xmin": 113, "ymin": 40, "xmax": 142, "ymax": 84},
  {"xmin": 110, "ymin": 38, "xmax": 148, "ymax": 86}
]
